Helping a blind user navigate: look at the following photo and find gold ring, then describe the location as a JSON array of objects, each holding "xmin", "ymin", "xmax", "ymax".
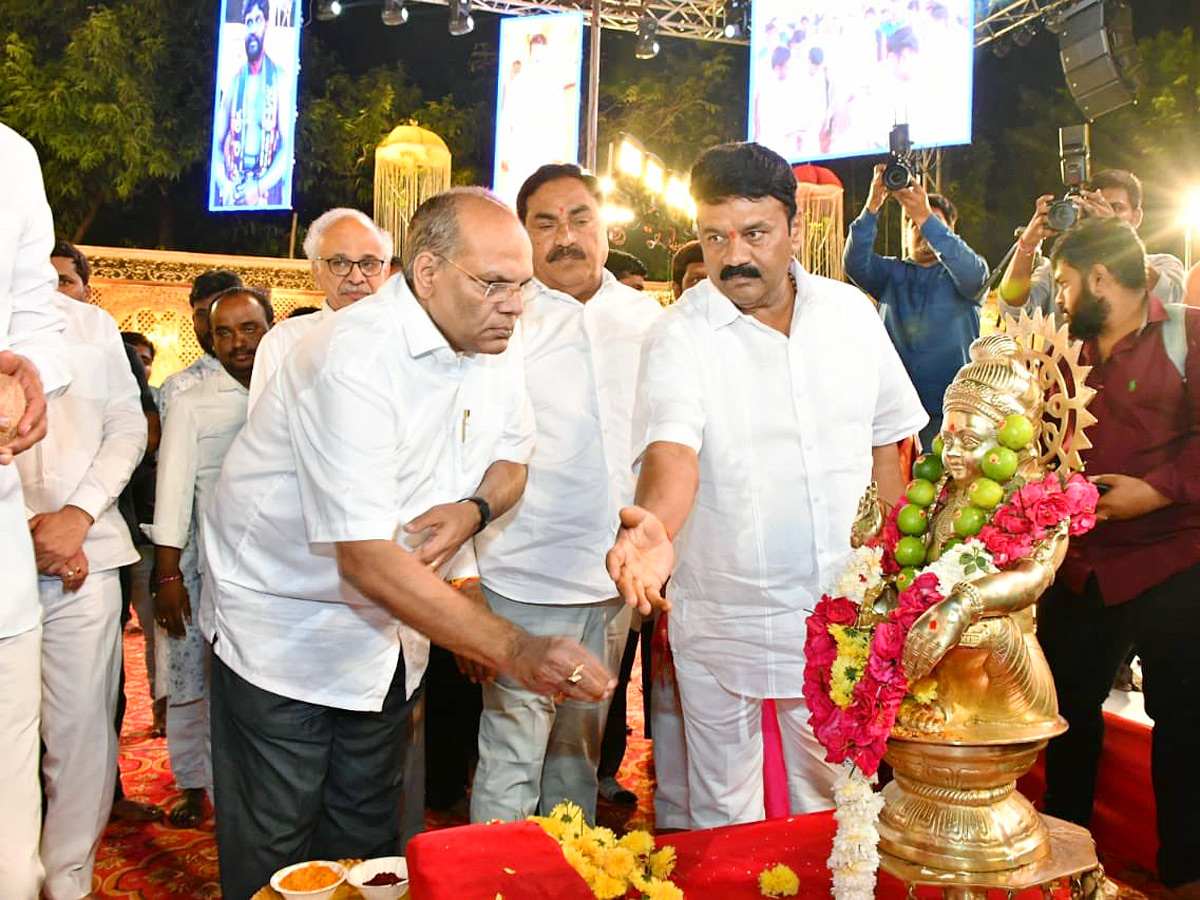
[{"xmin": 565, "ymin": 663, "xmax": 585, "ymax": 685}]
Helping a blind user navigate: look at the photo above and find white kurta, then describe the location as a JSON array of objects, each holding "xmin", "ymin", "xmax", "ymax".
[
  {"xmin": 17, "ymin": 294, "xmax": 146, "ymax": 573},
  {"xmin": 203, "ymin": 276, "xmax": 535, "ymax": 711},
  {"xmin": 0, "ymin": 123, "xmax": 71, "ymax": 641},
  {"xmin": 634, "ymin": 260, "xmax": 927, "ymax": 699},
  {"xmin": 475, "ymin": 271, "xmax": 661, "ymax": 604},
  {"xmin": 246, "ymin": 303, "xmax": 331, "ymax": 413},
  {"xmin": 157, "ymin": 353, "xmax": 220, "ymax": 421}
]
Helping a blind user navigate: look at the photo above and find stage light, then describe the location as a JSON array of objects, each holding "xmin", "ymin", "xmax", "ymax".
[
  {"xmin": 316, "ymin": 0, "xmax": 342, "ymax": 20},
  {"xmin": 615, "ymin": 136, "xmax": 645, "ymax": 180},
  {"xmin": 722, "ymin": 0, "xmax": 749, "ymax": 40},
  {"xmin": 664, "ymin": 175, "xmax": 694, "ymax": 218},
  {"xmin": 635, "ymin": 12, "xmax": 660, "ymax": 60},
  {"xmin": 642, "ymin": 155, "xmax": 665, "ymax": 196},
  {"xmin": 1181, "ymin": 187, "xmax": 1200, "ymax": 269},
  {"xmin": 597, "ymin": 175, "xmax": 616, "ymax": 195},
  {"xmin": 448, "ymin": 0, "xmax": 474, "ymax": 36},
  {"xmin": 602, "ymin": 204, "xmax": 636, "ymax": 226},
  {"xmin": 382, "ymin": 0, "xmax": 408, "ymax": 26}
]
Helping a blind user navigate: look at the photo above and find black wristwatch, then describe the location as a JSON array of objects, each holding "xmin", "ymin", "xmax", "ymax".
[{"xmin": 462, "ymin": 495, "xmax": 491, "ymax": 535}]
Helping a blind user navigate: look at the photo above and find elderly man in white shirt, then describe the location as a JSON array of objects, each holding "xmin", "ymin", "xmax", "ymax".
[
  {"xmin": 16, "ymin": 287, "xmax": 146, "ymax": 900},
  {"xmin": 157, "ymin": 269, "xmax": 243, "ymax": 418},
  {"xmin": 247, "ymin": 208, "xmax": 392, "ymax": 412},
  {"xmin": 203, "ymin": 187, "xmax": 615, "ymax": 900},
  {"xmin": 148, "ymin": 288, "xmax": 272, "ymax": 830},
  {"xmin": 608, "ymin": 142, "xmax": 928, "ymax": 829},
  {"xmin": 0, "ymin": 123, "xmax": 71, "ymax": 900},
  {"xmin": 470, "ymin": 164, "xmax": 661, "ymax": 823}
]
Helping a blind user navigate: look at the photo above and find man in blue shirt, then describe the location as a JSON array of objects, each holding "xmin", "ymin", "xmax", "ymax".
[{"xmin": 843, "ymin": 164, "xmax": 988, "ymax": 447}]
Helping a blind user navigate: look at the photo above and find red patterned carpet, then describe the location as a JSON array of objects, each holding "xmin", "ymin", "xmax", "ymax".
[{"xmin": 94, "ymin": 623, "xmax": 1163, "ymax": 898}]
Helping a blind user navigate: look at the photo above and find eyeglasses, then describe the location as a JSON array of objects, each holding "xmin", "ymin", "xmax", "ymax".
[
  {"xmin": 317, "ymin": 255, "xmax": 386, "ymax": 277},
  {"xmin": 437, "ymin": 254, "xmax": 525, "ymax": 303}
]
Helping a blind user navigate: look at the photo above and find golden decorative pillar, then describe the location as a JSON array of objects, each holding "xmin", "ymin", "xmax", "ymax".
[{"xmin": 374, "ymin": 125, "xmax": 452, "ymax": 259}]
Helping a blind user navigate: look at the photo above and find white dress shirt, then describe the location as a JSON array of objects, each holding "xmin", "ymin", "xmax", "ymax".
[
  {"xmin": 17, "ymin": 295, "xmax": 146, "ymax": 574},
  {"xmin": 634, "ymin": 260, "xmax": 927, "ymax": 698},
  {"xmin": 203, "ymin": 275, "xmax": 535, "ymax": 711},
  {"xmin": 157, "ymin": 353, "xmax": 220, "ymax": 420},
  {"xmin": 476, "ymin": 270, "xmax": 661, "ymax": 604},
  {"xmin": 246, "ymin": 303, "xmax": 331, "ymax": 413},
  {"xmin": 0, "ymin": 124, "xmax": 71, "ymax": 639},
  {"xmin": 148, "ymin": 367, "xmax": 248, "ymax": 639}
]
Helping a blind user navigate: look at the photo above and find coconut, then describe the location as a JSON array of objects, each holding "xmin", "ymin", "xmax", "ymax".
[{"xmin": 0, "ymin": 373, "xmax": 27, "ymax": 446}]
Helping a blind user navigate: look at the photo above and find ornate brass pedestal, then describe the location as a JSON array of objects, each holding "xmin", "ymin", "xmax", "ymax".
[{"xmin": 878, "ymin": 725, "xmax": 1112, "ymax": 898}]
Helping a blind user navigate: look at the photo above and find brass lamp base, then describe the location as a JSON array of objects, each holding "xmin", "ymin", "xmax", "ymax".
[
  {"xmin": 879, "ymin": 724, "xmax": 1066, "ymax": 872},
  {"xmin": 879, "ymin": 815, "xmax": 1110, "ymax": 900}
]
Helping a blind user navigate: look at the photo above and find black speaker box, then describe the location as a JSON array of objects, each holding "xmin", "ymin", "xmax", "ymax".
[{"xmin": 1055, "ymin": 0, "xmax": 1141, "ymax": 119}]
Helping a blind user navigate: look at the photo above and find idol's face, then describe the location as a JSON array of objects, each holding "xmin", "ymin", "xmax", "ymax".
[{"xmin": 940, "ymin": 409, "xmax": 994, "ymax": 483}]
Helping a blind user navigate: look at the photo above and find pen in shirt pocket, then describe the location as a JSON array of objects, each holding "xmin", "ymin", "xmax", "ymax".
[{"xmin": 461, "ymin": 408, "xmax": 470, "ymax": 443}]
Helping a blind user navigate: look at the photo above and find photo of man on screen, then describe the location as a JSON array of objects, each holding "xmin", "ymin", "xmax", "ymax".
[{"xmin": 210, "ymin": 0, "xmax": 293, "ymax": 209}]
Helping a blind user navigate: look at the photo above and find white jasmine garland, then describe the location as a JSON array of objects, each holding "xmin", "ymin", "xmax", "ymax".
[
  {"xmin": 827, "ymin": 765, "xmax": 885, "ymax": 900},
  {"xmin": 921, "ymin": 539, "xmax": 997, "ymax": 595},
  {"xmin": 833, "ymin": 545, "xmax": 886, "ymax": 603}
]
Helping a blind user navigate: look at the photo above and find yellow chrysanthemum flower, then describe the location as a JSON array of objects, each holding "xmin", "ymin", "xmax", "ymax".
[
  {"xmin": 590, "ymin": 871, "xmax": 626, "ymax": 899},
  {"xmin": 601, "ymin": 847, "xmax": 636, "ymax": 879},
  {"xmin": 909, "ymin": 676, "xmax": 939, "ymax": 705},
  {"xmin": 648, "ymin": 846, "xmax": 676, "ymax": 879},
  {"xmin": 643, "ymin": 878, "xmax": 685, "ymax": 900},
  {"xmin": 758, "ymin": 863, "xmax": 800, "ymax": 897},
  {"xmin": 590, "ymin": 826, "xmax": 617, "ymax": 848},
  {"xmin": 617, "ymin": 830, "xmax": 655, "ymax": 856}
]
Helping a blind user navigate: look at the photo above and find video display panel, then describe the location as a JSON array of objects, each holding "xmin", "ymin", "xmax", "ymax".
[
  {"xmin": 209, "ymin": 0, "xmax": 300, "ymax": 211},
  {"xmin": 493, "ymin": 12, "xmax": 584, "ymax": 208},
  {"xmin": 748, "ymin": 0, "xmax": 974, "ymax": 163}
]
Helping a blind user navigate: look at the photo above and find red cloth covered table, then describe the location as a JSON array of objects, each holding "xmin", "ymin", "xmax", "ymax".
[{"xmin": 406, "ymin": 813, "xmax": 1072, "ymax": 899}]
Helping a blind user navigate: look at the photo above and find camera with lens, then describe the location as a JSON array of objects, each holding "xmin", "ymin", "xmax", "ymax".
[
  {"xmin": 882, "ymin": 124, "xmax": 920, "ymax": 192},
  {"xmin": 1046, "ymin": 124, "xmax": 1091, "ymax": 232}
]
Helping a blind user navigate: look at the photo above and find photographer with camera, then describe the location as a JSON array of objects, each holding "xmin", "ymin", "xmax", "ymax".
[
  {"xmin": 1000, "ymin": 169, "xmax": 1186, "ymax": 316},
  {"xmin": 844, "ymin": 162, "xmax": 988, "ymax": 447}
]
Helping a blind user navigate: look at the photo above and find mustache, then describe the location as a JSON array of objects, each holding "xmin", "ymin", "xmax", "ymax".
[
  {"xmin": 720, "ymin": 264, "xmax": 761, "ymax": 281},
  {"xmin": 546, "ymin": 245, "xmax": 586, "ymax": 263}
]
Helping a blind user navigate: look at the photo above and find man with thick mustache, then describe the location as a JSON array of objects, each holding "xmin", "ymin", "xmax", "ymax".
[
  {"xmin": 607, "ymin": 142, "xmax": 926, "ymax": 828},
  {"xmin": 211, "ymin": 0, "xmax": 290, "ymax": 208},
  {"xmin": 1039, "ymin": 217, "xmax": 1200, "ymax": 900},
  {"xmin": 470, "ymin": 164, "xmax": 661, "ymax": 822}
]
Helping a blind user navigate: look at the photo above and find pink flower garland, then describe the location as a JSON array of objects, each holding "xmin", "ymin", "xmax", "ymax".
[{"xmin": 803, "ymin": 472, "xmax": 1100, "ymax": 776}]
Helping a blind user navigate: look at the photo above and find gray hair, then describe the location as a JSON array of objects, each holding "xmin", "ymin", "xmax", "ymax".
[
  {"xmin": 302, "ymin": 207, "xmax": 393, "ymax": 261},
  {"xmin": 402, "ymin": 187, "xmax": 508, "ymax": 282}
]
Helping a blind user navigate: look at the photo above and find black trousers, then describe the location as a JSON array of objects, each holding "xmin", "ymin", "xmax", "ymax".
[
  {"xmin": 1038, "ymin": 561, "xmax": 1200, "ymax": 888},
  {"xmin": 210, "ymin": 652, "xmax": 418, "ymax": 900}
]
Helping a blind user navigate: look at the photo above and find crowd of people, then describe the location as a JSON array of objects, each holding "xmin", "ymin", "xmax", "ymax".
[{"xmin": 1, "ymin": 118, "xmax": 1199, "ymax": 900}]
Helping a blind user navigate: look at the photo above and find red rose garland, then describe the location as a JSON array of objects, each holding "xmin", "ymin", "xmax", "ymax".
[{"xmin": 803, "ymin": 472, "xmax": 1099, "ymax": 777}]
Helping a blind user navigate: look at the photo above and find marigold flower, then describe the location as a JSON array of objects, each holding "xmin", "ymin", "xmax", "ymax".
[
  {"xmin": 758, "ymin": 863, "xmax": 800, "ymax": 897},
  {"xmin": 617, "ymin": 830, "xmax": 655, "ymax": 856},
  {"xmin": 648, "ymin": 846, "xmax": 676, "ymax": 879}
]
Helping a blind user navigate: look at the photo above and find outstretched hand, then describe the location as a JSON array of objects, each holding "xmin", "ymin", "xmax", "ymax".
[
  {"xmin": 901, "ymin": 594, "xmax": 972, "ymax": 683},
  {"xmin": 606, "ymin": 506, "xmax": 674, "ymax": 616}
]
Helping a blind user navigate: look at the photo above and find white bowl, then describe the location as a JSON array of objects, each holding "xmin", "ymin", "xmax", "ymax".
[
  {"xmin": 346, "ymin": 856, "xmax": 409, "ymax": 900},
  {"xmin": 269, "ymin": 860, "xmax": 347, "ymax": 900}
]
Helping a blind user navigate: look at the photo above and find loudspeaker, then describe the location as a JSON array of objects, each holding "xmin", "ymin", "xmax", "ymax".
[{"xmin": 1054, "ymin": 0, "xmax": 1141, "ymax": 120}]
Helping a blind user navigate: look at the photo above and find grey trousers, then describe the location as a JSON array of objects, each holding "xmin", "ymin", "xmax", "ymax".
[
  {"xmin": 211, "ymin": 652, "xmax": 418, "ymax": 900},
  {"xmin": 469, "ymin": 586, "xmax": 625, "ymax": 823}
]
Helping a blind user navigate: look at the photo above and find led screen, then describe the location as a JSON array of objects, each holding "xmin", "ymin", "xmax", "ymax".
[
  {"xmin": 494, "ymin": 12, "xmax": 584, "ymax": 208},
  {"xmin": 209, "ymin": 0, "xmax": 300, "ymax": 211},
  {"xmin": 748, "ymin": 0, "xmax": 974, "ymax": 162}
]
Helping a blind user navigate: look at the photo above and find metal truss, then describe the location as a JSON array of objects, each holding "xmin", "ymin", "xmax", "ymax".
[
  {"xmin": 973, "ymin": 0, "xmax": 1078, "ymax": 48},
  {"xmin": 409, "ymin": 0, "xmax": 740, "ymax": 43},
  {"xmin": 410, "ymin": 0, "xmax": 1080, "ymax": 49}
]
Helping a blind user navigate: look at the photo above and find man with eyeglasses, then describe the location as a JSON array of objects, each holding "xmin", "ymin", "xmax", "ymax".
[
  {"xmin": 203, "ymin": 187, "xmax": 615, "ymax": 899},
  {"xmin": 470, "ymin": 163, "xmax": 662, "ymax": 823},
  {"xmin": 248, "ymin": 207, "xmax": 392, "ymax": 411}
]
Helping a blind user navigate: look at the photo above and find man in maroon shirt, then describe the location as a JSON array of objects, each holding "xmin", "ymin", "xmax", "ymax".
[{"xmin": 1040, "ymin": 217, "xmax": 1200, "ymax": 900}]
